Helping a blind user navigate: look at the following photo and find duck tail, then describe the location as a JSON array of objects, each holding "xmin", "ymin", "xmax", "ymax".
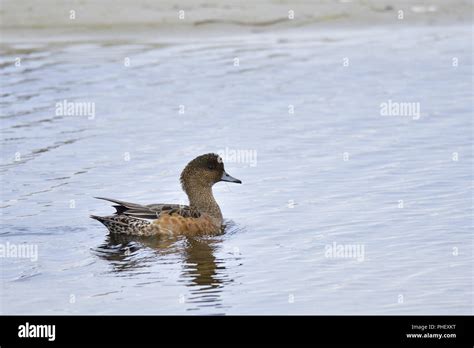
[{"xmin": 90, "ymin": 214, "xmax": 151, "ymax": 235}]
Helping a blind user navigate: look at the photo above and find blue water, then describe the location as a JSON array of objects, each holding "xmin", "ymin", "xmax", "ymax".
[{"xmin": 0, "ymin": 25, "xmax": 472, "ymax": 314}]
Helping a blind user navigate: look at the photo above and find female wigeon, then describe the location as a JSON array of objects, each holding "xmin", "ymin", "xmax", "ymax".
[{"xmin": 91, "ymin": 153, "xmax": 241, "ymax": 236}]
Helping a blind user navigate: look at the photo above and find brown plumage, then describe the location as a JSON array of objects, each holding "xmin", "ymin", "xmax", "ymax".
[{"xmin": 91, "ymin": 153, "xmax": 242, "ymax": 236}]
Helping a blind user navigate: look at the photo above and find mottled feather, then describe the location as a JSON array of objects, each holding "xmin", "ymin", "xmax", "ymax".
[{"xmin": 94, "ymin": 197, "xmax": 201, "ymax": 219}]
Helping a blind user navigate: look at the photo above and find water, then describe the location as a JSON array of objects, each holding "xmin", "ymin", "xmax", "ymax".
[{"xmin": 0, "ymin": 25, "xmax": 472, "ymax": 314}]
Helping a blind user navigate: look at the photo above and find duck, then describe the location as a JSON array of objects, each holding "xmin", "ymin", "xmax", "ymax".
[{"xmin": 90, "ymin": 153, "xmax": 241, "ymax": 236}]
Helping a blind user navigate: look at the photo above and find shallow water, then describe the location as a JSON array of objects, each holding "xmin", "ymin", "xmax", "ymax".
[{"xmin": 0, "ymin": 25, "xmax": 472, "ymax": 314}]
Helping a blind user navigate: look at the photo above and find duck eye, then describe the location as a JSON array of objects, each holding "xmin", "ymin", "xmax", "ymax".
[{"xmin": 207, "ymin": 163, "xmax": 215, "ymax": 170}]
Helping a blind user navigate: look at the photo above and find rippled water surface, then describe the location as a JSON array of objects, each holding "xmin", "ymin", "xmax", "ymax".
[{"xmin": 0, "ymin": 25, "xmax": 472, "ymax": 314}]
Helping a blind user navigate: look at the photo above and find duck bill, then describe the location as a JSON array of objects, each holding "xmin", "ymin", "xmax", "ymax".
[{"xmin": 221, "ymin": 171, "xmax": 242, "ymax": 184}]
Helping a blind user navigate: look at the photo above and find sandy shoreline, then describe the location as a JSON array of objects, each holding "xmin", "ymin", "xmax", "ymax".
[{"xmin": 0, "ymin": 0, "xmax": 471, "ymax": 42}]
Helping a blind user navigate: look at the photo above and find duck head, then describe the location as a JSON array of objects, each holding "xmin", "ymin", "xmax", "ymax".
[{"xmin": 180, "ymin": 153, "xmax": 241, "ymax": 193}]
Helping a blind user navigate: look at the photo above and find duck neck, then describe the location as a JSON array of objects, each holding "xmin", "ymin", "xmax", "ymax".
[{"xmin": 185, "ymin": 185, "xmax": 223, "ymax": 222}]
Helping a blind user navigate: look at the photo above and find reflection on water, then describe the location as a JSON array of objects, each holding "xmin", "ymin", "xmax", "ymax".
[
  {"xmin": 94, "ymin": 231, "xmax": 230, "ymax": 311},
  {"xmin": 182, "ymin": 237, "xmax": 225, "ymax": 288}
]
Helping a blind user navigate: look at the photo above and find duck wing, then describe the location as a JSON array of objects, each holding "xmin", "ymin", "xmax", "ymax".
[{"xmin": 94, "ymin": 197, "xmax": 201, "ymax": 219}]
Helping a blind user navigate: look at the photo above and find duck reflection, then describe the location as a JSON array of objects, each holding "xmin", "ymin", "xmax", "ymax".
[
  {"xmin": 95, "ymin": 233, "xmax": 182, "ymax": 272},
  {"xmin": 181, "ymin": 237, "xmax": 224, "ymax": 289},
  {"xmin": 94, "ymin": 232, "xmax": 230, "ymax": 309}
]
